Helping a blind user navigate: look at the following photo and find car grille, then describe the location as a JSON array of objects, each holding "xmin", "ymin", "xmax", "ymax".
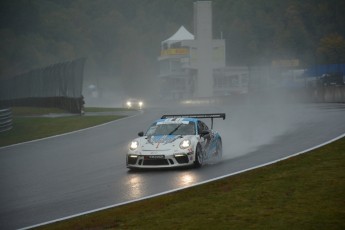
[
  {"xmin": 127, "ymin": 156, "xmax": 137, "ymax": 165},
  {"xmin": 142, "ymin": 159, "xmax": 169, "ymax": 165},
  {"xmin": 174, "ymin": 155, "xmax": 189, "ymax": 164},
  {"xmin": 129, "ymin": 155, "xmax": 189, "ymax": 166}
]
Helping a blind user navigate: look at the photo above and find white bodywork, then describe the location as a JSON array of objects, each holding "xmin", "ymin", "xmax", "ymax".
[
  {"xmin": 127, "ymin": 134, "xmax": 200, "ymax": 168},
  {"xmin": 126, "ymin": 115, "xmax": 224, "ymax": 169}
]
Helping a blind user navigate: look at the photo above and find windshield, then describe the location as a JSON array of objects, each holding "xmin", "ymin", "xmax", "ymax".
[{"xmin": 146, "ymin": 122, "xmax": 195, "ymax": 136}]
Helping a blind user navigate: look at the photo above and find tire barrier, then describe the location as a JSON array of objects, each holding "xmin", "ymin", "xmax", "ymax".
[{"xmin": 0, "ymin": 108, "xmax": 12, "ymax": 132}]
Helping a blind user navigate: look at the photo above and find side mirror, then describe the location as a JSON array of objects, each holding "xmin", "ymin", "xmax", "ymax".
[
  {"xmin": 138, "ymin": 131, "xmax": 144, "ymax": 137},
  {"xmin": 200, "ymin": 130, "xmax": 210, "ymax": 136}
]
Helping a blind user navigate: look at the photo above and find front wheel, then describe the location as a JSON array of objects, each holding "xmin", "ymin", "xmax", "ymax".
[{"xmin": 194, "ymin": 145, "xmax": 203, "ymax": 168}]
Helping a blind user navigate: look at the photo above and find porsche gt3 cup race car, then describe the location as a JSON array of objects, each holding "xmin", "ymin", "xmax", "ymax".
[{"xmin": 126, "ymin": 113, "xmax": 225, "ymax": 169}]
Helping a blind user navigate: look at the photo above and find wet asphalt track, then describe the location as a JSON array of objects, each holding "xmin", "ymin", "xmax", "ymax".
[{"xmin": 1, "ymin": 103, "xmax": 345, "ymax": 229}]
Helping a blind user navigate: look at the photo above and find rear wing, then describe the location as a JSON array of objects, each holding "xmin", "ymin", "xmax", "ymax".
[{"xmin": 161, "ymin": 113, "xmax": 226, "ymax": 129}]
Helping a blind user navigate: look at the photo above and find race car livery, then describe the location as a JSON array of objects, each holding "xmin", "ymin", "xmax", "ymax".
[{"xmin": 126, "ymin": 113, "xmax": 225, "ymax": 169}]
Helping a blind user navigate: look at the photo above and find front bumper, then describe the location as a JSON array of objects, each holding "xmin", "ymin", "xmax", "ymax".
[{"xmin": 126, "ymin": 153, "xmax": 194, "ymax": 169}]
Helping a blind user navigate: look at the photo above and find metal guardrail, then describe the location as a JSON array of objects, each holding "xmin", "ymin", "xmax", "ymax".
[{"xmin": 0, "ymin": 108, "xmax": 13, "ymax": 132}]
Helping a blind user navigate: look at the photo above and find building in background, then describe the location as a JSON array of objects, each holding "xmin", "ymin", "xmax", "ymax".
[
  {"xmin": 158, "ymin": 1, "xmax": 344, "ymax": 103},
  {"xmin": 158, "ymin": 1, "xmax": 227, "ymax": 100},
  {"xmin": 213, "ymin": 66, "xmax": 249, "ymax": 96}
]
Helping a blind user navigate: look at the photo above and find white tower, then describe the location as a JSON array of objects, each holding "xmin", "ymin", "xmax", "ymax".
[
  {"xmin": 157, "ymin": 1, "xmax": 225, "ymax": 100},
  {"xmin": 194, "ymin": 1, "xmax": 213, "ymax": 98}
]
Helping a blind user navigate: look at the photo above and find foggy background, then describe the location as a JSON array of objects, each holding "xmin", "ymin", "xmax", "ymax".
[{"xmin": 1, "ymin": 0, "xmax": 345, "ymax": 107}]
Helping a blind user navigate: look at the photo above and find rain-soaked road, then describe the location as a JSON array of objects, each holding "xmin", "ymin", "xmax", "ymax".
[{"xmin": 1, "ymin": 103, "xmax": 345, "ymax": 229}]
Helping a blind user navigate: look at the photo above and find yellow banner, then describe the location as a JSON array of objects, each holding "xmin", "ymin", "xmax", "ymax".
[{"xmin": 161, "ymin": 48, "xmax": 189, "ymax": 56}]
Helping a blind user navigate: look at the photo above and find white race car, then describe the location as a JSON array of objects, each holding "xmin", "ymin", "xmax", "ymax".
[
  {"xmin": 126, "ymin": 113, "xmax": 225, "ymax": 169},
  {"xmin": 124, "ymin": 98, "xmax": 144, "ymax": 110}
]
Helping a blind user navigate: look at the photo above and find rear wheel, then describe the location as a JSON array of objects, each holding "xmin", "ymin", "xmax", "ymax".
[{"xmin": 194, "ymin": 145, "xmax": 203, "ymax": 168}]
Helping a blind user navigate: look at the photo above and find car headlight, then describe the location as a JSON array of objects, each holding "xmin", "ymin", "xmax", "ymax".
[
  {"xmin": 179, "ymin": 139, "xmax": 191, "ymax": 149},
  {"xmin": 130, "ymin": 141, "xmax": 139, "ymax": 150},
  {"xmin": 139, "ymin": 101, "xmax": 143, "ymax": 107},
  {"xmin": 126, "ymin": 101, "xmax": 132, "ymax": 107}
]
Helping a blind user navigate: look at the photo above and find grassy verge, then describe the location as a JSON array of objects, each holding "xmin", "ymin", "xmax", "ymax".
[
  {"xmin": 36, "ymin": 137, "xmax": 345, "ymax": 230},
  {"xmin": 10, "ymin": 106, "xmax": 133, "ymax": 115},
  {"xmin": 0, "ymin": 107, "xmax": 124, "ymax": 147},
  {"xmin": 10, "ymin": 106, "xmax": 68, "ymax": 116}
]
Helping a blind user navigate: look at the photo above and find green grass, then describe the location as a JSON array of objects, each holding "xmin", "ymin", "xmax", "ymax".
[
  {"xmin": 9, "ymin": 106, "xmax": 132, "ymax": 115},
  {"xmin": 36, "ymin": 137, "xmax": 345, "ymax": 230},
  {"xmin": 11, "ymin": 106, "xmax": 67, "ymax": 116},
  {"xmin": 0, "ymin": 107, "xmax": 124, "ymax": 147}
]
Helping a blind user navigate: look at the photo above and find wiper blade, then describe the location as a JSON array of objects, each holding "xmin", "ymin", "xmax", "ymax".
[{"xmin": 168, "ymin": 124, "xmax": 183, "ymax": 135}]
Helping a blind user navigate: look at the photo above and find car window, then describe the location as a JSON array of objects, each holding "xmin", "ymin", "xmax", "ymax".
[
  {"xmin": 146, "ymin": 122, "xmax": 195, "ymax": 136},
  {"xmin": 197, "ymin": 121, "xmax": 203, "ymax": 134},
  {"xmin": 177, "ymin": 123, "xmax": 195, "ymax": 135},
  {"xmin": 146, "ymin": 122, "xmax": 157, "ymax": 136},
  {"xmin": 197, "ymin": 121, "xmax": 209, "ymax": 134},
  {"xmin": 202, "ymin": 121, "xmax": 209, "ymax": 131}
]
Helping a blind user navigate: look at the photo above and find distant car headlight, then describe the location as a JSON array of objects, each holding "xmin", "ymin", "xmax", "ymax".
[
  {"xmin": 126, "ymin": 101, "xmax": 132, "ymax": 107},
  {"xmin": 139, "ymin": 101, "xmax": 143, "ymax": 107},
  {"xmin": 179, "ymin": 139, "xmax": 191, "ymax": 149},
  {"xmin": 130, "ymin": 141, "xmax": 139, "ymax": 150}
]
